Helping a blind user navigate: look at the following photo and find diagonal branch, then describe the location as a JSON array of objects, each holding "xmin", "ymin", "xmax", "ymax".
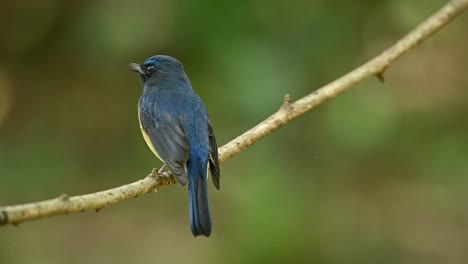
[{"xmin": 1, "ymin": 0, "xmax": 467, "ymax": 227}]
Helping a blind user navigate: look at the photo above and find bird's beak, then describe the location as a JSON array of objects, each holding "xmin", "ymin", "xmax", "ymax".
[{"xmin": 129, "ymin": 63, "xmax": 145, "ymax": 75}]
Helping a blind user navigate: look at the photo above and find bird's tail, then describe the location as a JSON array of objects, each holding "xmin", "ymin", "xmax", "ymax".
[{"xmin": 188, "ymin": 160, "xmax": 212, "ymax": 237}]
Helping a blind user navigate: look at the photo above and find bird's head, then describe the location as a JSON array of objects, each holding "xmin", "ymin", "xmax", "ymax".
[{"xmin": 129, "ymin": 55, "xmax": 185, "ymax": 84}]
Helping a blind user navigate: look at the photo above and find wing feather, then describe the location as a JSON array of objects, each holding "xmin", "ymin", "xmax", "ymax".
[
  {"xmin": 208, "ymin": 122, "xmax": 220, "ymax": 189},
  {"xmin": 139, "ymin": 99, "xmax": 190, "ymax": 185}
]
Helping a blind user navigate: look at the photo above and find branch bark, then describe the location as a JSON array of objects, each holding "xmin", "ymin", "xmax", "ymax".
[{"xmin": 1, "ymin": 0, "xmax": 467, "ymax": 227}]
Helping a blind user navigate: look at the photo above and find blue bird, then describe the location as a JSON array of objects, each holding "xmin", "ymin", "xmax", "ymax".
[{"xmin": 130, "ymin": 55, "xmax": 220, "ymax": 237}]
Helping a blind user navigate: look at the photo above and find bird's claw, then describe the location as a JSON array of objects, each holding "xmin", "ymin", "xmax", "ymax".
[
  {"xmin": 149, "ymin": 166, "xmax": 170, "ymax": 179},
  {"xmin": 158, "ymin": 164, "xmax": 166, "ymax": 174}
]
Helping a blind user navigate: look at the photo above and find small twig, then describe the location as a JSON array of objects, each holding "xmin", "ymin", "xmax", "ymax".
[
  {"xmin": 282, "ymin": 94, "xmax": 292, "ymax": 108},
  {"xmin": 376, "ymin": 67, "xmax": 387, "ymax": 82},
  {"xmin": 1, "ymin": 0, "xmax": 467, "ymax": 227}
]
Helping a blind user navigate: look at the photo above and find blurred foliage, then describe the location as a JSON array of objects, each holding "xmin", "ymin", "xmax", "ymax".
[{"xmin": 1, "ymin": 0, "xmax": 468, "ymax": 263}]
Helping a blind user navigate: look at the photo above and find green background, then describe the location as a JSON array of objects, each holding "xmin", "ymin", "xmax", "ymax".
[{"xmin": 1, "ymin": 0, "xmax": 468, "ymax": 263}]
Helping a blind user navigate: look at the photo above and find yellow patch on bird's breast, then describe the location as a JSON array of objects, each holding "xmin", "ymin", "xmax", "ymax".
[{"xmin": 138, "ymin": 106, "xmax": 163, "ymax": 162}]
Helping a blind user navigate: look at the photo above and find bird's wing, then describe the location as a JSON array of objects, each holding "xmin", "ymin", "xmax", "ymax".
[
  {"xmin": 208, "ymin": 122, "xmax": 220, "ymax": 189},
  {"xmin": 139, "ymin": 100, "xmax": 190, "ymax": 185}
]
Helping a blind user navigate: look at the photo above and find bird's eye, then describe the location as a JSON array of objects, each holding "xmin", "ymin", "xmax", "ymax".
[{"xmin": 146, "ymin": 65, "xmax": 155, "ymax": 73}]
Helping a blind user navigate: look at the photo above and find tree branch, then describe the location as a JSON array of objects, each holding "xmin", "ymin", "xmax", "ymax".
[{"xmin": 1, "ymin": 0, "xmax": 467, "ymax": 227}]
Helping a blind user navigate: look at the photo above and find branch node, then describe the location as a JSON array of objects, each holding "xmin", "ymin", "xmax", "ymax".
[
  {"xmin": 281, "ymin": 94, "xmax": 292, "ymax": 110},
  {"xmin": 58, "ymin": 193, "xmax": 69, "ymax": 201},
  {"xmin": 376, "ymin": 67, "xmax": 387, "ymax": 82}
]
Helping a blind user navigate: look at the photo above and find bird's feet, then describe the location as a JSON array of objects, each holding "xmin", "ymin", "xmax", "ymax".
[
  {"xmin": 158, "ymin": 164, "xmax": 166, "ymax": 174},
  {"xmin": 150, "ymin": 165, "xmax": 171, "ymax": 178},
  {"xmin": 157, "ymin": 164, "xmax": 171, "ymax": 177}
]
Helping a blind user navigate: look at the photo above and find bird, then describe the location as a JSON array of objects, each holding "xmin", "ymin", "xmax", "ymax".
[{"xmin": 129, "ymin": 55, "xmax": 220, "ymax": 237}]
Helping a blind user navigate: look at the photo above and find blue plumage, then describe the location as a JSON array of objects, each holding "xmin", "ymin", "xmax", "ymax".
[{"xmin": 130, "ymin": 55, "xmax": 220, "ymax": 237}]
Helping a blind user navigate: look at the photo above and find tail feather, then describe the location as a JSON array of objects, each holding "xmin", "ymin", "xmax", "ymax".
[{"xmin": 188, "ymin": 162, "xmax": 212, "ymax": 237}]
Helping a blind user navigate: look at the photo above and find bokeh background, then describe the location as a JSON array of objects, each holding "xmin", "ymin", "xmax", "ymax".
[{"xmin": 1, "ymin": 0, "xmax": 468, "ymax": 263}]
